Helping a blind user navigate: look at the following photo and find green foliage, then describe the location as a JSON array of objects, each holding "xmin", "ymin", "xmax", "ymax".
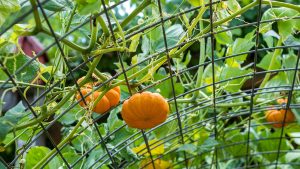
[
  {"xmin": 0, "ymin": 53, "xmax": 40, "ymax": 87},
  {"xmin": 75, "ymin": 0, "xmax": 102, "ymax": 15},
  {"xmin": 0, "ymin": 102, "xmax": 26, "ymax": 143},
  {"xmin": 25, "ymin": 146, "xmax": 61, "ymax": 169},
  {"xmin": 154, "ymin": 68, "xmax": 184, "ymax": 98},
  {"xmin": 0, "ymin": 0, "xmax": 20, "ymax": 27},
  {"xmin": 257, "ymin": 129, "xmax": 290, "ymax": 162},
  {"xmin": 260, "ymin": 7, "xmax": 300, "ymax": 41}
]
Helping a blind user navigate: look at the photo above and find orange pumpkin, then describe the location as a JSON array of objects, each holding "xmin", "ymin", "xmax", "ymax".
[
  {"xmin": 121, "ymin": 92, "xmax": 169, "ymax": 129},
  {"xmin": 265, "ymin": 109, "xmax": 295, "ymax": 128},
  {"xmin": 76, "ymin": 76, "xmax": 121, "ymax": 114},
  {"xmin": 277, "ymin": 98, "xmax": 288, "ymax": 105}
]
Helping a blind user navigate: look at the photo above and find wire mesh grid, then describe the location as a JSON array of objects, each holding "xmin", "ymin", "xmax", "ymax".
[{"xmin": 0, "ymin": 0, "xmax": 300, "ymax": 168}]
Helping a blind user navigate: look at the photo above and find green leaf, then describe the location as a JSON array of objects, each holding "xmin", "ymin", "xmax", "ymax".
[
  {"xmin": 227, "ymin": 31, "xmax": 255, "ymax": 62},
  {"xmin": 215, "ymin": 27, "xmax": 233, "ymax": 45},
  {"xmin": 0, "ymin": 102, "xmax": 26, "ymax": 143},
  {"xmin": 187, "ymin": 0, "xmax": 205, "ymax": 7},
  {"xmin": 291, "ymin": 108, "xmax": 300, "ymax": 125},
  {"xmin": 25, "ymin": 146, "xmax": 61, "ymax": 169},
  {"xmin": 284, "ymin": 35, "xmax": 300, "ymax": 47},
  {"xmin": 227, "ymin": 0, "xmax": 241, "ymax": 14},
  {"xmin": 84, "ymin": 146, "xmax": 104, "ymax": 168},
  {"xmin": 0, "ymin": 0, "xmax": 20, "ymax": 27},
  {"xmin": 177, "ymin": 144, "xmax": 197, "ymax": 155},
  {"xmin": 62, "ymin": 152, "xmax": 83, "ymax": 169},
  {"xmin": 76, "ymin": 0, "xmax": 101, "ymax": 15},
  {"xmin": 257, "ymin": 52, "xmax": 281, "ymax": 71},
  {"xmin": 107, "ymin": 107, "xmax": 123, "ymax": 132},
  {"xmin": 129, "ymin": 33, "xmax": 141, "ymax": 52},
  {"xmin": 43, "ymin": 0, "xmax": 65, "ymax": 12},
  {"xmin": 56, "ymin": 100, "xmax": 84, "ymax": 125},
  {"xmin": 219, "ymin": 66, "xmax": 252, "ymax": 93},
  {"xmin": 0, "ymin": 53, "xmax": 40, "ymax": 87},
  {"xmin": 152, "ymin": 24, "xmax": 185, "ymax": 52},
  {"xmin": 154, "ymin": 68, "xmax": 184, "ymax": 98},
  {"xmin": 202, "ymin": 63, "xmax": 221, "ymax": 93},
  {"xmin": 282, "ymin": 52, "xmax": 297, "ymax": 84},
  {"xmin": 259, "ymin": 72, "xmax": 290, "ymax": 99},
  {"xmin": 198, "ymin": 137, "xmax": 219, "ymax": 153},
  {"xmin": 263, "ymin": 30, "xmax": 280, "ymax": 48},
  {"xmin": 141, "ymin": 35, "xmax": 150, "ymax": 57},
  {"xmin": 260, "ymin": 8, "xmax": 300, "ymax": 41},
  {"xmin": 221, "ymin": 130, "xmax": 248, "ymax": 157},
  {"xmin": 153, "ymin": 121, "xmax": 177, "ymax": 139},
  {"xmin": 257, "ymin": 129, "xmax": 290, "ymax": 162}
]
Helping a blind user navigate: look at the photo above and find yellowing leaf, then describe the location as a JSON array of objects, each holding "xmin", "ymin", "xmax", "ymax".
[
  {"xmin": 140, "ymin": 159, "xmax": 172, "ymax": 169},
  {"xmin": 129, "ymin": 34, "xmax": 141, "ymax": 52},
  {"xmin": 132, "ymin": 139, "xmax": 164, "ymax": 156},
  {"xmin": 187, "ymin": 0, "xmax": 205, "ymax": 7},
  {"xmin": 226, "ymin": 58, "xmax": 240, "ymax": 68},
  {"xmin": 204, "ymin": 77, "xmax": 213, "ymax": 93}
]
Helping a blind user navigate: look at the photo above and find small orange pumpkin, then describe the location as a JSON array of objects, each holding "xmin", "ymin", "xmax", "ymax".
[
  {"xmin": 265, "ymin": 109, "xmax": 295, "ymax": 128},
  {"xmin": 277, "ymin": 98, "xmax": 288, "ymax": 105},
  {"xmin": 76, "ymin": 76, "xmax": 120, "ymax": 114},
  {"xmin": 121, "ymin": 92, "xmax": 169, "ymax": 129}
]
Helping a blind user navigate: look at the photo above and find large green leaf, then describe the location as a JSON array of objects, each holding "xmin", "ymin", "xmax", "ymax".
[
  {"xmin": 62, "ymin": 152, "xmax": 84, "ymax": 169},
  {"xmin": 282, "ymin": 52, "xmax": 297, "ymax": 84},
  {"xmin": 0, "ymin": 0, "xmax": 20, "ymax": 27},
  {"xmin": 226, "ymin": 31, "xmax": 255, "ymax": 62},
  {"xmin": 84, "ymin": 146, "xmax": 104, "ymax": 168},
  {"xmin": 75, "ymin": 0, "xmax": 102, "ymax": 15},
  {"xmin": 0, "ymin": 53, "xmax": 40, "ymax": 87},
  {"xmin": 220, "ymin": 130, "xmax": 248, "ymax": 157},
  {"xmin": 256, "ymin": 130, "xmax": 290, "ymax": 162},
  {"xmin": 176, "ymin": 144, "xmax": 197, "ymax": 155},
  {"xmin": 56, "ymin": 100, "xmax": 84, "ymax": 126},
  {"xmin": 257, "ymin": 52, "xmax": 281, "ymax": 71},
  {"xmin": 0, "ymin": 102, "xmax": 26, "ymax": 143},
  {"xmin": 260, "ymin": 8, "xmax": 300, "ymax": 41},
  {"xmin": 25, "ymin": 146, "xmax": 61, "ymax": 169},
  {"xmin": 151, "ymin": 24, "xmax": 185, "ymax": 52},
  {"xmin": 219, "ymin": 66, "xmax": 252, "ymax": 93},
  {"xmin": 215, "ymin": 27, "xmax": 233, "ymax": 45},
  {"xmin": 43, "ymin": 0, "xmax": 66, "ymax": 12},
  {"xmin": 154, "ymin": 68, "xmax": 184, "ymax": 98}
]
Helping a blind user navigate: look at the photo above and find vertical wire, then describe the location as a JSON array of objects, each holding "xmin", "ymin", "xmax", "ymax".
[
  {"xmin": 245, "ymin": 0, "xmax": 263, "ymax": 167},
  {"xmin": 35, "ymin": 0, "xmax": 118, "ymax": 168},
  {"xmin": 99, "ymin": 0, "xmax": 156, "ymax": 168},
  {"xmin": 208, "ymin": 0, "xmax": 218, "ymax": 168},
  {"xmin": 0, "ymin": 60, "xmax": 71, "ymax": 168},
  {"xmin": 156, "ymin": 0, "xmax": 189, "ymax": 168},
  {"xmin": 274, "ymin": 49, "xmax": 300, "ymax": 168}
]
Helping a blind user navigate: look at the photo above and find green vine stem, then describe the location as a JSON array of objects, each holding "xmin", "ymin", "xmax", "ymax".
[
  {"xmin": 97, "ymin": 16, "xmax": 110, "ymax": 37},
  {"xmin": 191, "ymin": 7, "xmax": 207, "ymax": 100},
  {"xmin": 65, "ymin": 5, "xmax": 77, "ymax": 32},
  {"xmin": 29, "ymin": 0, "xmax": 42, "ymax": 33},
  {"xmin": 254, "ymin": 38, "xmax": 282, "ymax": 101},
  {"xmin": 120, "ymin": 0, "xmax": 151, "ymax": 28},
  {"xmin": 40, "ymin": 27, "xmax": 86, "ymax": 52},
  {"xmin": 84, "ymin": 17, "xmax": 98, "ymax": 53},
  {"xmin": 32, "ymin": 87, "xmax": 109, "ymax": 168},
  {"xmin": 32, "ymin": 110, "xmax": 86, "ymax": 169}
]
